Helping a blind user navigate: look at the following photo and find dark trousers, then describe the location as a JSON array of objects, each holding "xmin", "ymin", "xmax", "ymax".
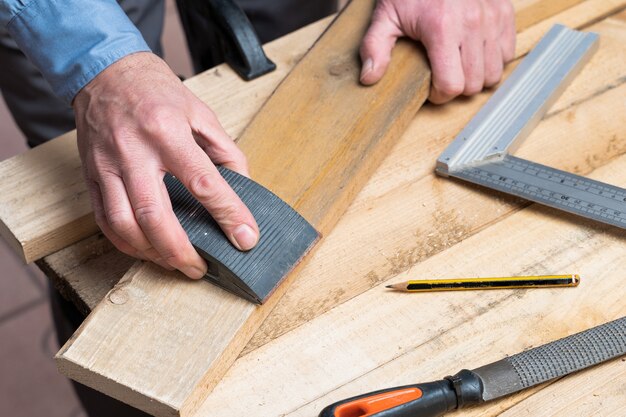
[{"xmin": 1, "ymin": 1, "xmax": 336, "ymax": 415}]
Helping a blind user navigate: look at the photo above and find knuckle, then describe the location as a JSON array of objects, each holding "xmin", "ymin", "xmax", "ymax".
[
  {"xmin": 436, "ymin": 79, "xmax": 464, "ymax": 97},
  {"xmin": 500, "ymin": 1, "xmax": 515, "ymax": 21},
  {"xmin": 464, "ymin": 8, "xmax": 483, "ymax": 30},
  {"xmin": 464, "ymin": 82, "xmax": 483, "ymax": 95},
  {"xmin": 107, "ymin": 210, "xmax": 137, "ymax": 236},
  {"xmin": 133, "ymin": 201, "xmax": 164, "ymax": 231},
  {"xmin": 142, "ymin": 106, "xmax": 178, "ymax": 136},
  {"xmin": 485, "ymin": 66, "xmax": 503, "ymax": 87},
  {"xmin": 202, "ymin": 106, "xmax": 218, "ymax": 122},
  {"xmin": 187, "ymin": 170, "xmax": 218, "ymax": 201},
  {"xmin": 187, "ymin": 170, "xmax": 245, "ymax": 224},
  {"xmin": 483, "ymin": 5, "xmax": 498, "ymax": 24},
  {"xmin": 210, "ymin": 202, "xmax": 242, "ymax": 226},
  {"xmin": 430, "ymin": 13, "xmax": 451, "ymax": 35},
  {"xmin": 225, "ymin": 148, "xmax": 248, "ymax": 169}
]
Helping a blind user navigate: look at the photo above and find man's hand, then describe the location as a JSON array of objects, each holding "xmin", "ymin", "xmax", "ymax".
[
  {"xmin": 360, "ymin": 0, "xmax": 516, "ymax": 103},
  {"xmin": 74, "ymin": 52, "xmax": 259, "ymax": 279}
]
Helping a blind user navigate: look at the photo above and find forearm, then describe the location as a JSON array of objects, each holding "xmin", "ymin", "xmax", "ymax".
[{"xmin": 1, "ymin": 0, "xmax": 150, "ymax": 103}]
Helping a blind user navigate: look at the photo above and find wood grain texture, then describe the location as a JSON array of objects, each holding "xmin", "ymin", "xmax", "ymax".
[
  {"xmin": 247, "ymin": 0, "xmax": 626, "ymax": 353},
  {"xmin": 0, "ymin": 0, "xmax": 603, "ymax": 264},
  {"xmin": 514, "ymin": 0, "xmax": 586, "ymax": 31},
  {"xmin": 0, "ymin": 131, "xmax": 93, "ymax": 263},
  {"xmin": 188, "ymin": 13, "xmax": 626, "ymax": 417},
  {"xmin": 5, "ymin": 0, "xmax": 620, "ymax": 415},
  {"xmin": 35, "ymin": 17, "xmax": 335, "ymax": 313},
  {"xmin": 36, "ymin": 234, "xmax": 135, "ymax": 315},
  {"xmin": 56, "ymin": 1, "xmax": 432, "ymax": 416},
  {"xmin": 44, "ymin": 6, "xmax": 625, "ymax": 416},
  {"xmin": 39, "ymin": 0, "xmax": 622, "ymax": 332},
  {"xmin": 193, "ymin": 139, "xmax": 626, "ymax": 417}
]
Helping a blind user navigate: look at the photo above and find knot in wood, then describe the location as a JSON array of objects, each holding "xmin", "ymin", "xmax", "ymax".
[
  {"xmin": 108, "ymin": 288, "xmax": 129, "ymax": 305},
  {"xmin": 328, "ymin": 59, "xmax": 356, "ymax": 77}
]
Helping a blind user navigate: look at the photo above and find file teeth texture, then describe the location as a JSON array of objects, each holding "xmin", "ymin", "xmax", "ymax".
[
  {"xmin": 437, "ymin": 25, "xmax": 598, "ymax": 172},
  {"xmin": 507, "ymin": 317, "xmax": 626, "ymax": 388},
  {"xmin": 165, "ymin": 167, "xmax": 319, "ymax": 303}
]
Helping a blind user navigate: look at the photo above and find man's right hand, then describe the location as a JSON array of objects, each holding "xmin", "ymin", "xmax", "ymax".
[{"xmin": 73, "ymin": 52, "xmax": 259, "ymax": 279}]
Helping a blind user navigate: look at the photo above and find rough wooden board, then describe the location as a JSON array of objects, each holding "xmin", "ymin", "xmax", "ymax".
[
  {"xmin": 0, "ymin": 131, "xmax": 93, "ymax": 263},
  {"xmin": 39, "ymin": 0, "xmax": 623, "ymax": 331},
  {"xmin": 36, "ymin": 16, "xmax": 334, "ymax": 313},
  {"xmin": 514, "ymin": 0, "xmax": 586, "ymax": 31},
  {"xmin": 189, "ymin": 14, "xmax": 626, "ymax": 416},
  {"xmin": 56, "ymin": 10, "xmax": 626, "ymax": 417},
  {"xmin": 514, "ymin": 0, "xmax": 626, "ymax": 57},
  {"xmin": 247, "ymin": 6, "xmax": 626, "ymax": 353},
  {"xmin": 0, "ymin": 14, "xmax": 333, "ymax": 264},
  {"xmin": 56, "ymin": 1, "xmax": 433, "ymax": 416},
  {"xmin": 0, "ymin": 0, "xmax": 601, "ymax": 264},
  {"xmin": 193, "ymin": 150, "xmax": 626, "ymax": 417},
  {"xmin": 14, "ymin": 0, "xmax": 620, "ymax": 412},
  {"xmin": 10, "ymin": 0, "xmax": 615, "ymax": 299},
  {"xmin": 37, "ymin": 234, "xmax": 135, "ymax": 315}
]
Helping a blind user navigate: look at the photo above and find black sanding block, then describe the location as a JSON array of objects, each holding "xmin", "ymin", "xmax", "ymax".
[{"xmin": 165, "ymin": 167, "xmax": 319, "ymax": 304}]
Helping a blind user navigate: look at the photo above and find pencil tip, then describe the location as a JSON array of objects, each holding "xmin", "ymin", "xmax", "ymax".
[{"xmin": 385, "ymin": 285, "xmax": 392, "ymax": 288}]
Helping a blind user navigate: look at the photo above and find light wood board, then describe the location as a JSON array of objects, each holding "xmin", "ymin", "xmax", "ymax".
[
  {"xmin": 0, "ymin": 0, "xmax": 622, "ymax": 415},
  {"xmin": 0, "ymin": 0, "xmax": 589, "ymax": 264},
  {"xmin": 55, "ymin": 1, "xmax": 433, "ymax": 416},
  {"xmin": 191, "ymin": 24, "xmax": 626, "ymax": 411},
  {"xmin": 50, "ymin": 4, "xmax": 624, "ymax": 416},
  {"xmin": 195, "ymin": 153, "xmax": 626, "ymax": 417},
  {"xmin": 40, "ymin": 0, "xmax": 621, "ymax": 327},
  {"xmin": 43, "ymin": 0, "xmax": 626, "ymax": 363}
]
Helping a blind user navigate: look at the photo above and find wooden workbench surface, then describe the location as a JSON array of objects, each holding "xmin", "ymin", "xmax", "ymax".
[{"xmin": 15, "ymin": 0, "xmax": 626, "ymax": 415}]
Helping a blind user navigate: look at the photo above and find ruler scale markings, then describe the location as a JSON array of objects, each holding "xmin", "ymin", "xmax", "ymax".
[{"xmin": 454, "ymin": 156, "xmax": 626, "ymax": 228}]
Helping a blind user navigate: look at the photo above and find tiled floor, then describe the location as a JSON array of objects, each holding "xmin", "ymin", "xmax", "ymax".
[{"xmin": 0, "ymin": 1, "xmax": 191, "ymax": 415}]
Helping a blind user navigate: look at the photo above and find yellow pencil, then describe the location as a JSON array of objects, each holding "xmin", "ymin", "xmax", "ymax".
[{"xmin": 386, "ymin": 274, "xmax": 580, "ymax": 292}]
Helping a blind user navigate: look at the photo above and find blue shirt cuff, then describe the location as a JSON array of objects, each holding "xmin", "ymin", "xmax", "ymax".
[{"xmin": 5, "ymin": 0, "xmax": 151, "ymax": 103}]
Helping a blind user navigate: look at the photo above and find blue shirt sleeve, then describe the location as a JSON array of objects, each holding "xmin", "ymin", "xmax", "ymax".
[{"xmin": 0, "ymin": 0, "xmax": 151, "ymax": 103}]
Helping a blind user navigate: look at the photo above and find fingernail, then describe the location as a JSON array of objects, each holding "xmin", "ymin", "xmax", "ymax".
[
  {"xmin": 182, "ymin": 265, "xmax": 206, "ymax": 280},
  {"xmin": 231, "ymin": 224, "xmax": 258, "ymax": 251},
  {"xmin": 360, "ymin": 58, "xmax": 374, "ymax": 80}
]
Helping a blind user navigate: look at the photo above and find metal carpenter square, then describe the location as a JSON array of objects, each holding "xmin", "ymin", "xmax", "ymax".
[
  {"xmin": 435, "ymin": 25, "xmax": 626, "ymax": 230},
  {"xmin": 165, "ymin": 167, "xmax": 319, "ymax": 304}
]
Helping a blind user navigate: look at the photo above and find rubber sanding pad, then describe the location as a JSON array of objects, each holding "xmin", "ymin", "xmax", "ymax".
[{"xmin": 165, "ymin": 167, "xmax": 319, "ymax": 304}]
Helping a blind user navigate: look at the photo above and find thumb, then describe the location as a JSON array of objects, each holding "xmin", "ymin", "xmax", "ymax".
[{"xmin": 359, "ymin": 10, "xmax": 402, "ymax": 85}]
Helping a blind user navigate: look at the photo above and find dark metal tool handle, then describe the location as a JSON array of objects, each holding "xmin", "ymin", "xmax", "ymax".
[{"xmin": 183, "ymin": 0, "xmax": 276, "ymax": 80}]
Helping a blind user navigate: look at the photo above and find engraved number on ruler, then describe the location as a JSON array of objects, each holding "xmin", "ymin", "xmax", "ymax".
[{"xmin": 460, "ymin": 158, "xmax": 626, "ymax": 225}]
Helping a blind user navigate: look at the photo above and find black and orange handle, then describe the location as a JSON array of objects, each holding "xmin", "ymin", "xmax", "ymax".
[{"xmin": 319, "ymin": 370, "xmax": 484, "ymax": 417}]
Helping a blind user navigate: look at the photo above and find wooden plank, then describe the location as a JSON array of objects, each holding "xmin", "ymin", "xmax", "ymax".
[
  {"xmin": 187, "ymin": 14, "xmax": 626, "ymax": 417},
  {"xmin": 514, "ymin": 0, "xmax": 586, "ymax": 31},
  {"xmin": 23, "ymin": 0, "xmax": 620, "ymax": 412},
  {"xmin": 39, "ymin": 0, "xmax": 623, "ymax": 331},
  {"xmin": 248, "ymin": 0, "xmax": 626, "ymax": 353},
  {"xmin": 37, "ymin": 234, "xmax": 135, "ymax": 315},
  {"xmin": 0, "ymin": 14, "xmax": 333, "ymax": 263},
  {"xmin": 0, "ymin": 0, "xmax": 596, "ymax": 264},
  {"xmin": 192, "ymin": 138, "xmax": 626, "ymax": 417},
  {"xmin": 44, "ymin": 7, "xmax": 620, "ymax": 412},
  {"xmin": 36, "ymin": 17, "xmax": 334, "ymax": 313},
  {"xmin": 55, "ymin": 1, "xmax": 432, "ymax": 416},
  {"xmin": 0, "ymin": 131, "xmax": 93, "ymax": 262}
]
